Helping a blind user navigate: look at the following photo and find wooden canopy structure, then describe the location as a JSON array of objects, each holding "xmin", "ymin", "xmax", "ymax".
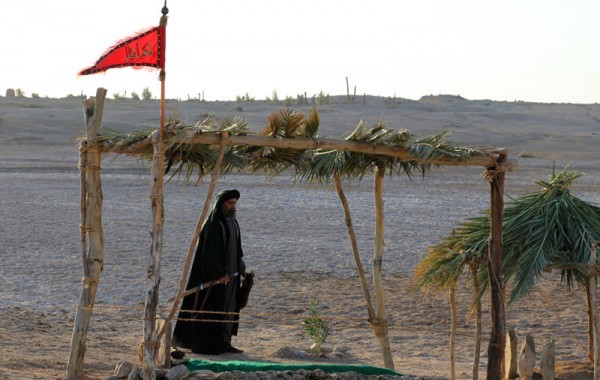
[{"xmin": 67, "ymin": 88, "xmax": 515, "ymax": 380}]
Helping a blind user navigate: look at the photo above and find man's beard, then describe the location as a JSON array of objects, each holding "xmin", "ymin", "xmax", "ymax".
[{"xmin": 222, "ymin": 206, "xmax": 236, "ymax": 219}]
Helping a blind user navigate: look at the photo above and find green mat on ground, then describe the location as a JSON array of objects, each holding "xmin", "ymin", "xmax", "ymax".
[{"xmin": 186, "ymin": 358, "xmax": 403, "ymax": 376}]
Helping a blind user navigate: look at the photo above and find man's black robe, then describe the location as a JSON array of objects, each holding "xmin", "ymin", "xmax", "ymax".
[{"xmin": 172, "ymin": 189, "xmax": 244, "ymax": 354}]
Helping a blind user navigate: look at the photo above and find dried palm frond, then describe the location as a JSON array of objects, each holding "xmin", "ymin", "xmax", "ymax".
[
  {"xmin": 298, "ymin": 122, "xmax": 479, "ymax": 184},
  {"xmin": 246, "ymin": 107, "xmax": 320, "ymax": 175},
  {"xmin": 413, "ymin": 231, "xmax": 468, "ymax": 293},
  {"xmin": 164, "ymin": 115, "xmax": 250, "ymax": 180},
  {"xmin": 91, "ymin": 127, "xmax": 156, "ymax": 160},
  {"xmin": 414, "ymin": 214, "xmax": 490, "ymax": 293},
  {"xmin": 91, "ymin": 109, "xmax": 482, "ymax": 183},
  {"xmin": 410, "ymin": 130, "xmax": 479, "ymax": 163}
]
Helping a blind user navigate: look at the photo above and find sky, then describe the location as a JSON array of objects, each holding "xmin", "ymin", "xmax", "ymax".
[{"xmin": 2, "ymin": 1, "xmax": 599, "ymax": 103}]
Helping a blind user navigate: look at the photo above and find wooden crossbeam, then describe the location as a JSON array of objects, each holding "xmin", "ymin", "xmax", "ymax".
[{"xmin": 98, "ymin": 132, "xmax": 517, "ymax": 169}]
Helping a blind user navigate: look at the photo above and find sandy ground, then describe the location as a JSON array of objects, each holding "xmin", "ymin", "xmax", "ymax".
[{"xmin": 1, "ymin": 95, "xmax": 600, "ymax": 379}]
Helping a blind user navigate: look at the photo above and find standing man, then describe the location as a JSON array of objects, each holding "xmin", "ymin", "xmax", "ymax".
[{"xmin": 173, "ymin": 189, "xmax": 247, "ymax": 354}]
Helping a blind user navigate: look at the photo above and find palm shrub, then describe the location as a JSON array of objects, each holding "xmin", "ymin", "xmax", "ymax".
[
  {"xmin": 302, "ymin": 299, "xmax": 330, "ymax": 356},
  {"xmin": 415, "ymin": 166, "xmax": 600, "ymax": 305},
  {"xmin": 502, "ymin": 166, "xmax": 600, "ymax": 302}
]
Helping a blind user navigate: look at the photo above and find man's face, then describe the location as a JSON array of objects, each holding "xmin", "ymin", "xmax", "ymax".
[{"xmin": 222, "ymin": 198, "xmax": 237, "ymax": 218}]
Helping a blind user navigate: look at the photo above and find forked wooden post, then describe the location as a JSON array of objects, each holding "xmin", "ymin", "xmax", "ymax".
[
  {"xmin": 485, "ymin": 151, "xmax": 507, "ymax": 380},
  {"xmin": 373, "ymin": 165, "xmax": 395, "ymax": 369},
  {"xmin": 67, "ymin": 87, "xmax": 107, "ymax": 380}
]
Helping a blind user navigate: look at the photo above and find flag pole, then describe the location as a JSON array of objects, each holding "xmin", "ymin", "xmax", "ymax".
[
  {"xmin": 143, "ymin": 2, "xmax": 168, "ymax": 379},
  {"xmin": 159, "ymin": 0, "xmax": 168, "ymax": 138}
]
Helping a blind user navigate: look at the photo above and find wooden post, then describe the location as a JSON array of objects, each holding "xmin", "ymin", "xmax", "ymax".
[
  {"xmin": 470, "ymin": 264, "xmax": 482, "ymax": 380},
  {"xmin": 587, "ymin": 277, "xmax": 594, "ymax": 362},
  {"xmin": 450, "ymin": 285, "xmax": 457, "ymax": 380},
  {"xmin": 67, "ymin": 87, "xmax": 107, "ymax": 380},
  {"xmin": 156, "ymin": 318, "xmax": 172, "ymax": 368},
  {"xmin": 589, "ymin": 243, "xmax": 599, "ymax": 379},
  {"xmin": 346, "ymin": 76, "xmax": 350, "ymax": 103},
  {"xmin": 143, "ymin": 129, "xmax": 165, "ymax": 380},
  {"xmin": 485, "ymin": 152, "xmax": 507, "ymax": 380},
  {"xmin": 79, "ymin": 143, "xmax": 89, "ymax": 278},
  {"xmin": 334, "ymin": 174, "xmax": 375, "ymax": 320},
  {"xmin": 373, "ymin": 165, "xmax": 395, "ymax": 369},
  {"xmin": 587, "ymin": 243, "xmax": 598, "ymax": 364},
  {"xmin": 143, "ymin": 10, "xmax": 168, "ymax": 380}
]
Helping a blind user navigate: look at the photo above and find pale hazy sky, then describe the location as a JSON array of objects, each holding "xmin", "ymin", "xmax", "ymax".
[{"xmin": 2, "ymin": 1, "xmax": 599, "ymax": 103}]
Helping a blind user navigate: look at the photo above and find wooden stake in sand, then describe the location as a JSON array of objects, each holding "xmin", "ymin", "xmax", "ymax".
[{"xmin": 67, "ymin": 87, "xmax": 107, "ymax": 380}]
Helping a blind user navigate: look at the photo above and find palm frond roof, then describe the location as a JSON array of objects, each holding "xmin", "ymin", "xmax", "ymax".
[{"xmin": 91, "ymin": 108, "xmax": 496, "ymax": 182}]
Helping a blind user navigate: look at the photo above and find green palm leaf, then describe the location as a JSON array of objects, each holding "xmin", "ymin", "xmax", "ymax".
[{"xmin": 415, "ymin": 166, "xmax": 600, "ymax": 306}]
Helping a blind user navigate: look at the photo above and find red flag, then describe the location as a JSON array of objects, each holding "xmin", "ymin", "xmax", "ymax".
[{"xmin": 79, "ymin": 26, "xmax": 165, "ymax": 75}]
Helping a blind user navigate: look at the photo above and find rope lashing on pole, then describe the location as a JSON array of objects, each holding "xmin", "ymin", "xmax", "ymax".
[
  {"xmin": 138, "ymin": 340, "xmax": 162, "ymax": 363},
  {"xmin": 81, "ymin": 276, "xmax": 99, "ymax": 287},
  {"xmin": 370, "ymin": 319, "xmax": 389, "ymax": 338}
]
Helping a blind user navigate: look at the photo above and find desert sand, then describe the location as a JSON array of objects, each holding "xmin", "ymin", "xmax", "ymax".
[{"xmin": 1, "ymin": 94, "xmax": 599, "ymax": 379}]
